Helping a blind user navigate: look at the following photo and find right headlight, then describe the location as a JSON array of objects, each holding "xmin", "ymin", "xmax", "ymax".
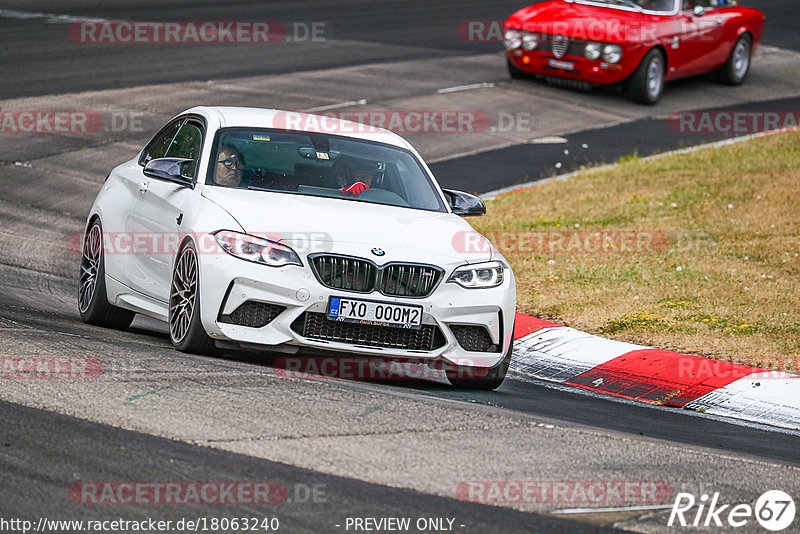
[
  {"xmin": 448, "ymin": 261, "xmax": 505, "ymax": 289},
  {"xmin": 504, "ymin": 29, "xmax": 523, "ymax": 50},
  {"xmin": 214, "ymin": 230, "xmax": 302, "ymax": 267},
  {"xmin": 602, "ymin": 44, "xmax": 622, "ymax": 64},
  {"xmin": 584, "ymin": 42, "xmax": 602, "ymax": 60}
]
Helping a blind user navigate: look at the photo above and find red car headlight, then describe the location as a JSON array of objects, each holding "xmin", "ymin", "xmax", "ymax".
[
  {"xmin": 504, "ymin": 29, "xmax": 522, "ymax": 50},
  {"xmin": 522, "ymin": 32, "xmax": 539, "ymax": 51},
  {"xmin": 584, "ymin": 42, "xmax": 602, "ymax": 60},
  {"xmin": 602, "ymin": 44, "xmax": 622, "ymax": 64}
]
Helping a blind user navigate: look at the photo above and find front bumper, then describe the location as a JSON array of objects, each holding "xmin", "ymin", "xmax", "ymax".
[
  {"xmin": 198, "ymin": 250, "xmax": 516, "ymax": 369},
  {"xmin": 507, "ymin": 49, "xmax": 636, "ymax": 85}
]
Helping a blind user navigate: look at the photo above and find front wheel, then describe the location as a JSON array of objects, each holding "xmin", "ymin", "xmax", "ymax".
[
  {"xmin": 717, "ymin": 34, "xmax": 751, "ymax": 86},
  {"xmin": 78, "ymin": 220, "xmax": 136, "ymax": 329},
  {"xmin": 506, "ymin": 57, "xmax": 530, "ymax": 80},
  {"xmin": 628, "ymin": 49, "xmax": 665, "ymax": 105},
  {"xmin": 169, "ymin": 241, "xmax": 216, "ymax": 354},
  {"xmin": 446, "ymin": 332, "xmax": 513, "ymax": 391}
]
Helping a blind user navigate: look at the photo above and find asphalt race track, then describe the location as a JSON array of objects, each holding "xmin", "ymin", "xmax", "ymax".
[
  {"xmin": 0, "ymin": 0, "xmax": 797, "ymax": 100},
  {"xmin": 1, "ymin": 1, "xmax": 799, "ymax": 532}
]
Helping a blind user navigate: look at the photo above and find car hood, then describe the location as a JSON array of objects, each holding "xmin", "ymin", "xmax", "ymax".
[
  {"xmin": 201, "ymin": 187, "xmax": 495, "ymax": 266},
  {"xmin": 507, "ymin": 0, "xmax": 661, "ymax": 43}
]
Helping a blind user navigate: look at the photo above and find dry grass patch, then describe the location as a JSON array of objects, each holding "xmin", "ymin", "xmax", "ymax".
[{"xmin": 474, "ymin": 132, "xmax": 800, "ymax": 372}]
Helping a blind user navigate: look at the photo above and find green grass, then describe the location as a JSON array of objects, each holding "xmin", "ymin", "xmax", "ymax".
[{"xmin": 473, "ymin": 132, "xmax": 800, "ymax": 370}]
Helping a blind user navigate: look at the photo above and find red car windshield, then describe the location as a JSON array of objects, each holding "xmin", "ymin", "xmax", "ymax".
[{"xmin": 575, "ymin": 0, "xmax": 676, "ymax": 14}]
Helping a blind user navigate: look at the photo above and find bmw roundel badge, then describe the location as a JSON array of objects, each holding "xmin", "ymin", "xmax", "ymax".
[{"xmin": 371, "ymin": 248, "xmax": 385, "ymax": 257}]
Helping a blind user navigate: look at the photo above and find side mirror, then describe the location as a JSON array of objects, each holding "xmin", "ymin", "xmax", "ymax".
[
  {"xmin": 143, "ymin": 157, "xmax": 195, "ymax": 188},
  {"xmin": 442, "ymin": 189, "xmax": 486, "ymax": 217},
  {"xmin": 693, "ymin": 5, "xmax": 705, "ymax": 16}
]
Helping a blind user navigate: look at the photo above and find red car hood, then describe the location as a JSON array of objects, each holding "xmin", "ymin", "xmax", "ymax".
[{"xmin": 506, "ymin": 0, "xmax": 662, "ymax": 43}]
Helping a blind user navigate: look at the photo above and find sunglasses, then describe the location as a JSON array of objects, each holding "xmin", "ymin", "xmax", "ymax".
[{"xmin": 217, "ymin": 157, "xmax": 246, "ymax": 169}]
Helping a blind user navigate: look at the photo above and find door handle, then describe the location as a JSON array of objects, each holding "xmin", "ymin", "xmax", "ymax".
[{"xmin": 139, "ymin": 181, "xmax": 149, "ymax": 194}]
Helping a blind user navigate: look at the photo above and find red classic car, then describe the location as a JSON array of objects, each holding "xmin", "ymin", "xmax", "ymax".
[{"xmin": 504, "ymin": 0, "xmax": 764, "ymax": 104}]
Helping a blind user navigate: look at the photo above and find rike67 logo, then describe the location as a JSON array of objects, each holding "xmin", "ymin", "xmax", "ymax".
[{"xmin": 668, "ymin": 490, "xmax": 795, "ymax": 531}]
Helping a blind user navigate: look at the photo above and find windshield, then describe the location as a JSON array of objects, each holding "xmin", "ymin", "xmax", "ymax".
[
  {"xmin": 207, "ymin": 128, "xmax": 446, "ymax": 212},
  {"xmin": 574, "ymin": 0, "xmax": 676, "ymax": 14}
]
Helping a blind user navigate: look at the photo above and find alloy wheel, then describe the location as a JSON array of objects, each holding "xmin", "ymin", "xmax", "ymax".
[
  {"xmin": 78, "ymin": 223, "xmax": 102, "ymax": 313},
  {"xmin": 647, "ymin": 56, "xmax": 664, "ymax": 100},
  {"xmin": 169, "ymin": 247, "xmax": 198, "ymax": 343},
  {"xmin": 732, "ymin": 39, "xmax": 750, "ymax": 80}
]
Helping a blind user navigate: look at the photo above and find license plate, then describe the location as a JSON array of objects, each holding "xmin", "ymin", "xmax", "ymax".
[
  {"xmin": 327, "ymin": 297, "xmax": 423, "ymax": 330},
  {"xmin": 548, "ymin": 59, "xmax": 575, "ymax": 71}
]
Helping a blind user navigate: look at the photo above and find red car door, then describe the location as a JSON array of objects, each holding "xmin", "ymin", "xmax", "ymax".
[
  {"xmin": 668, "ymin": 0, "xmax": 723, "ymax": 78},
  {"xmin": 704, "ymin": 3, "xmax": 742, "ymax": 67}
]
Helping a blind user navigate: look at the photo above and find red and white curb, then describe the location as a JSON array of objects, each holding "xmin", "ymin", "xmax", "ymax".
[{"xmin": 511, "ymin": 313, "xmax": 800, "ymax": 431}]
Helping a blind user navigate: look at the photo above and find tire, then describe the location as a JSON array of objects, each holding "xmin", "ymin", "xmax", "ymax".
[
  {"xmin": 507, "ymin": 57, "xmax": 529, "ymax": 80},
  {"xmin": 446, "ymin": 329, "xmax": 514, "ymax": 391},
  {"xmin": 717, "ymin": 34, "xmax": 752, "ymax": 86},
  {"xmin": 169, "ymin": 240, "xmax": 216, "ymax": 354},
  {"xmin": 78, "ymin": 220, "xmax": 136, "ymax": 329},
  {"xmin": 628, "ymin": 48, "xmax": 665, "ymax": 105}
]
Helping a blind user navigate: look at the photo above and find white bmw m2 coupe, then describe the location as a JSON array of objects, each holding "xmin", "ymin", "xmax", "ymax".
[{"xmin": 79, "ymin": 107, "xmax": 516, "ymax": 389}]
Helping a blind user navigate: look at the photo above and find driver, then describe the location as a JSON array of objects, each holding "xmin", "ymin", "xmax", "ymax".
[
  {"xmin": 641, "ymin": 0, "xmax": 673, "ymax": 10},
  {"xmin": 334, "ymin": 156, "xmax": 379, "ymax": 197},
  {"xmin": 214, "ymin": 145, "xmax": 246, "ymax": 187}
]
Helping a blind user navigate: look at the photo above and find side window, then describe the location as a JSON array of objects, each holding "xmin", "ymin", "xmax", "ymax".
[
  {"xmin": 684, "ymin": 0, "xmax": 712, "ymax": 9},
  {"xmin": 139, "ymin": 119, "xmax": 182, "ymax": 166},
  {"xmin": 165, "ymin": 122, "xmax": 203, "ymax": 178}
]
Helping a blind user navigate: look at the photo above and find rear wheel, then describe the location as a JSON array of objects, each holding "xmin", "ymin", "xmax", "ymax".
[
  {"xmin": 717, "ymin": 34, "xmax": 751, "ymax": 85},
  {"xmin": 169, "ymin": 241, "xmax": 216, "ymax": 354},
  {"xmin": 628, "ymin": 49, "xmax": 665, "ymax": 105},
  {"xmin": 78, "ymin": 220, "xmax": 136, "ymax": 329},
  {"xmin": 446, "ymin": 331, "xmax": 513, "ymax": 391}
]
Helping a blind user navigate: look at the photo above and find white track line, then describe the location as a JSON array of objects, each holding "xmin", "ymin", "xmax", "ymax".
[
  {"xmin": 437, "ymin": 82, "xmax": 495, "ymax": 94},
  {"xmin": 0, "ymin": 9, "xmax": 108, "ymax": 24},
  {"xmin": 552, "ymin": 504, "xmax": 674, "ymax": 515},
  {"xmin": 303, "ymin": 99, "xmax": 367, "ymax": 113}
]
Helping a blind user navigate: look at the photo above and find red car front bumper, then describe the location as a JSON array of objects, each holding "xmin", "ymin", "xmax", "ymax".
[{"xmin": 507, "ymin": 48, "xmax": 643, "ymax": 86}]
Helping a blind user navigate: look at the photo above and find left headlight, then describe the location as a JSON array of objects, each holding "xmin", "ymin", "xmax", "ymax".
[
  {"xmin": 448, "ymin": 261, "xmax": 505, "ymax": 289},
  {"xmin": 215, "ymin": 230, "xmax": 302, "ymax": 267},
  {"xmin": 522, "ymin": 32, "xmax": 539, "ymax": 51}
]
